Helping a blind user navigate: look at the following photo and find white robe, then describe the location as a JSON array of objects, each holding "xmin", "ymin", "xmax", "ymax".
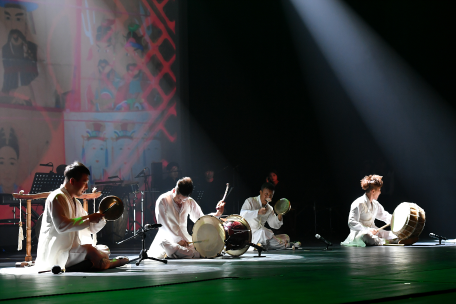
[
  {"xmin": 240, "ymin": 195, "xmax": 283, "ymax": 245},
  {"xmin": 341, "ymin": 193, "xmax": 395, "ymax": 247},
  {"xmin": 149, "ymin": 191, "xmax": 205, "ymax": 258},
  {"xmin": 35, "ymin": 187, "xmax": 106, "ymax": 271}
]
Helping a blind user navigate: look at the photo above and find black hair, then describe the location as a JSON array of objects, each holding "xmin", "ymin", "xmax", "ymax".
[
  {"xmin": 5, "ymin": 3, "xmax": 25, "ymax": 10},
  {"xmin": 176, "ymin": 177, "xmax": 193, "ymax": 197},
  {"xmin": 0, "ymin": 127, "xmax": 20, "ymax": 158},
  {"xmin": 261, "ymin": 182, "xmax": 275, "ymax": 192},
  {"xmin": 64, "ymin": 161, "xmax": 90, "ymax": 182},
  {"xmin": 166, "ymin": 161, "xmax": 179, "ymax": 171},
  {"xmin": 96, "ymin": 25, "xmax": 113, "ymax": 44}
]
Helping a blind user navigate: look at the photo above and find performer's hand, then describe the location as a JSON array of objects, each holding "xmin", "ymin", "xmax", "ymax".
[
  {"xmin": 88, "ymin": 212, "xmax": 105, "ymax": 223},
  {"xmin": 369, "ymin": 228, "xmax": 378, "ymax": 235},
  {"xmin": 215, "ymin": 201, "xmax": 226, "ymax": 216},
  {"xmin": 278, "ymin": 214, "xmax": 283, "ymax": 221},
  {"xmin": 178, "ymin": 240, "xmax": 189, "ymax": 247},
  {"xmin": 258, "ymin": 207, "xmax": 267, "ymax": 215}
]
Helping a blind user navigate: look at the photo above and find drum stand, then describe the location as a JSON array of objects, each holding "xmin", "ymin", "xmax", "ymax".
[
  {"xmin": 117, "ymin": 225, "xmax": 167, "ymax": 265},
  {"xmin": 249, "ymin": 243, "xmax": 267, "ymax": 257}
]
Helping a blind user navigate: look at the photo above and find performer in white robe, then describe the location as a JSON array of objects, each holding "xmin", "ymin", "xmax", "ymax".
[
  {"xmin": 35, "ymin": 161, "xmax": 129, "ymax": 271},
  {"xmin": 341, "ymin": 174, "xmax": 396, "ymax": 247},
  {"xmin": 240, "ymin": 182, "xmax": 290, "ymax": 250},
  {"xmin": 149, "ymin": 177, "xmax": 224, "ymax": 259}
]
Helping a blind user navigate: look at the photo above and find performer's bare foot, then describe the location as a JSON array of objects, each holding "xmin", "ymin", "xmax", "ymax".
[{"xmin": 109, "ymin": 256, "xmax": 129, "ymax": 269}]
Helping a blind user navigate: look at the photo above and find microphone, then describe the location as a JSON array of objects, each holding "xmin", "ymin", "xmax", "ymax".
[
  {"xmin": 108, "ymin": 175, "xmax": 119, "ymax": 179},
  {"xmin": 429, "ymin": 233, "xmax": 447, "ymax": 240},
  {"xmin": 134, "ymin": 167, "xmax": 147, "ymax": 178},
  {"xmin": 144, "ymin": 223, "xmax": 162, "ymax": 230},
  {"xmin": 39, "ymin": 163, "xmax": 53, "ymax": 167},
  {"xmin": 315, "ymin": 234, "xmax": 332, "ymax": 246}
]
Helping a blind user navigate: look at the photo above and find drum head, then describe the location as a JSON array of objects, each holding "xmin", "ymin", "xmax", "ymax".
[
  {"xmin": 224, "ymin": 214, "xmax": 252, "ymax": 257},
  {"xmin": 274, "ymin": 198, "xmax": 291, "ymax": 215},
  {"xmin": 99, "ymin": 196, "xmax": 124, "ymax": 221},
  {"xmin": 391, "ymin": 203, "xmax": 411, "ymax": 234},
  {"xmin": 192, "ymin": 215, "xmax": 225, "ymax": 258}
]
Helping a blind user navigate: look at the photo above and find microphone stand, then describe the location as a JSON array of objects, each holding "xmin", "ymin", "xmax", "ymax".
[{"xmin": 117, "ymin": 225, "xmax": 167, "ymax": 265}]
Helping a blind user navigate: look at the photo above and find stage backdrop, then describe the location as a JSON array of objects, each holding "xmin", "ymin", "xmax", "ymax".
[{"xmin": 0, "ymin": 0, "xmax": 180, "ymax": 221}]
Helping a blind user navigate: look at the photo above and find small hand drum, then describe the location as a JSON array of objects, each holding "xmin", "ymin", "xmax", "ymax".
[
  {"xmin": 99, "ymin": 196, "xmax": 124, "ymax": 221},
  {"xmin": 274, "ymin": 198, "xmax": 291, "ymax": 215}
]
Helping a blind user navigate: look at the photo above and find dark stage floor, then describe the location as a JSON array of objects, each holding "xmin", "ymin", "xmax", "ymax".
[{"xmin": 1, "ymin": 240, "xmax": 455, "ymax": 303}]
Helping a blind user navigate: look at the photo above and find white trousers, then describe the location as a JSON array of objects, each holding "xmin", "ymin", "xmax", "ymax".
[{"xmin": 160, "ymin": 240, "xmax": 201, "ymax": 259}]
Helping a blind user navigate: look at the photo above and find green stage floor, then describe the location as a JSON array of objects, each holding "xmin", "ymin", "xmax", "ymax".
[{"xmin": 1, "ymin": 242, "xmax": 455, "ymax": 303}]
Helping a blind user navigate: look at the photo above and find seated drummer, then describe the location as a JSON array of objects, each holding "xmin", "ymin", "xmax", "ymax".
[
  {"xmin": 149, "ymin": 177, "xmax": 225, "ymax": 259},
  {"xmin": 35, "ymin": 161, "xmax": 129, "ymax": 272},
  {"xmin": 240, "ymin": 182, "xmax": 292, "ymax": 250},
  {"xmin": 341, "ymin": 175, "xmax": 396, "ymax": 247}
]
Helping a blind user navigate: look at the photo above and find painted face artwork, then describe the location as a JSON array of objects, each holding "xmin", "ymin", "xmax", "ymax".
[
  {"xmin": 85, "ymin": 139, "xmax": 106, "ymax": 180},
  {"xmin": 4, "ymin": 6, "xmax": 28, "ymax": 43},
  {"xmin": 0, "ymin": 145, "xmax": 18, "ymax": 193}
]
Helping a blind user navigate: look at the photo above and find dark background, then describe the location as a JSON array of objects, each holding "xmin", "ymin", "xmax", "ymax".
[{"xmin": 181, "ymin": 0, "xmax": 455, "ymax": 242}]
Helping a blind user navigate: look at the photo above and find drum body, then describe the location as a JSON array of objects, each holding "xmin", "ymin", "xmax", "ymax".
[
  {"xmin": 192, "ymin": 214, "xmax": 252, "ymax": 258},
  {"xmin": 391, "ymin": 202, "xmax": 426, "ymax": 240},
  {"xmin": 224, "ymin": 214, "xmax": 252, "ymax": 257}
]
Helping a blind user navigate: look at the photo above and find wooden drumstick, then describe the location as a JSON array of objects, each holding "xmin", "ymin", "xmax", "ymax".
[
  {"xmin": 216, "ymin": 183, "xmax": 229, "ymax": 211},
  {"xmin": 376, "ymin": 223, "xmax": 390, "ymax": 232},
  {"xmin": 102, "ymin": 202, "xmax": 118, "ymax": 214},
  {"xmin": 188, "ymin": 240, "xmax": 208, "ymax": 244},
  {"xmin": 221, "ymin": 183, "xmax": 229, "ymax": 201}
]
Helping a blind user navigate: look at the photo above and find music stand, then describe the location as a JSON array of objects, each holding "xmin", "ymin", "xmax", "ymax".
[{"xmin": 30, "ymin": 173, "xmax": 65, "ymax": 194}]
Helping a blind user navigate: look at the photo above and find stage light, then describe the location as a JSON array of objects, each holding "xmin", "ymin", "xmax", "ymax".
[{"xmin": 285, "ymin": 0, "xmax": 456, "ymax": 234}]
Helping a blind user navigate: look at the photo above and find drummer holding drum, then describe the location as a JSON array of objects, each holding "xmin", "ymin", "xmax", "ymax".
[
  {"xmin": 240, "ymin": 182, "xmax": 292, "ymax": 250},
  {"xmin": 149, "ymin": 177, "xmax": 226, "ymax": 259},
  {"xmin": 341, "ymin": 175, "xmax": 397, "ymax": 247},
  {"xmin": 35, "ymin": 162, "xmax": 130, "ymax": 272}
]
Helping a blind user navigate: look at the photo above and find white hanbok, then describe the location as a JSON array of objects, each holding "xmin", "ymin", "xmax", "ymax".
[
  {"xmin": 149, "ymin": 191, "xmax": 205, "ymax": 259},
  {"xmin": 341, "ymin": 193, "xmax": 395, "ymax": 247},
  {"xmin": 240, "ymin": 195, "xmax": 289, "ymax": 249},
  {"xmin": 35, "ymin": 187, "xmax": 107, "ymax": 271}
]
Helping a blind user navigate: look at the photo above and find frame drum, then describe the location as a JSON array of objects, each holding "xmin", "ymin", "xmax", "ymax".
[
  {"xmin": 391, "ymin": 202, "xmax": 426, "ymax": 240},
  {"xmin": 274, "ymin": 198, "xmax": 291, "ymax": 215},
  {"xmin": 192, "ymin": 215, "xmax": 225, "ymax": 258}
]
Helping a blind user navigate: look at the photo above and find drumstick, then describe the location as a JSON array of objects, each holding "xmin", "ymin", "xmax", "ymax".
[
  {"xmin": 221, "ymin": 183, "xmax": 229, "ymax": 201},
  {"xmin": 377, "ymin": 223, "xmax": 390, "ymax": 232},
  {"xmin": 188, "ymin": 240, "xmax": 208, "ymax": 244},
  {"xmin": 102, "ymin": 202, "xmax": 118, "ymax": 214},
  {"xmin": 216, "ymin": 183, "xmax": 230, "ymax": 211}
]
